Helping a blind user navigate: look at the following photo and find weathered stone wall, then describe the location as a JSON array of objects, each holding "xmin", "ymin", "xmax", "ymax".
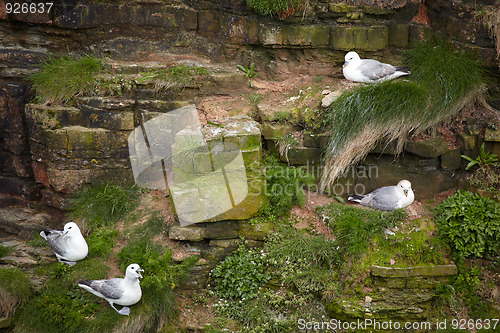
[
  {"xmin": 328, "ymin": 264, "xmax": 458, "ymax": 320},
  {"xmin": 0, "ymin": 0, "xmax": 498, "ymax": 209}
]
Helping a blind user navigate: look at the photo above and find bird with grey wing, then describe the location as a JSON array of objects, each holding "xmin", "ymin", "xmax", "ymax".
[
  {"xmin": 348, "ymin": 180, "xmax": 415, "ymax": 211},
  {"xmin": 343, "ymin": 51, "xmax": 410, "ymax": 83},
  {"xmin": 40, "ymin": 222, "xmax": 88, "ymax": 266},
  {"xmin": 78, "ymin": 264, "xmax": 144, "ymax": 316}
]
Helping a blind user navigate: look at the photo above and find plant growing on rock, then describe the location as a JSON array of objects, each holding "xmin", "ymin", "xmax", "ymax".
[
  {"xmin": 245, "ymin": 0, "xmax": 307, "ymax": 20},
  {"xmin": 29, "ymin": 55, "xmax": 106, "ymax": 105},
  {"xmin": 320, "ymin": 38, "xmax": 490, "ymax": 190},
  {"xmin": 236, "ymin": 63, "xmax": 258, "ymax": 88},
  {"xmin": 210, "ymin": 244, "xmax": 270, "ymax": 299},
  {"xmin": 436, "ymin": 190, "xmax": 500, "ymax": 260}
]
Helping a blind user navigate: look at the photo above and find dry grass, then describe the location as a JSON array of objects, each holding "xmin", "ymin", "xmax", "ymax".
[
  {"xmin": 320, "ymin": 40, "xmax": 491, "ymax": 191},
  {"xmin": 478, "ymin": 5, "xmax": 500, "ymax": 67}
]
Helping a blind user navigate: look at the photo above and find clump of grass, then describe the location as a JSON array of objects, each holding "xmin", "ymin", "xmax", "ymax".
[
  {"xmin": 476, "ymin": 5, "xmax": 500, "ymax": 66},
  {"xmin": 69, "ymin": 182, "xmax": 141, "ymax": 233},
  {"xmin": 29, "ymin": 55, "xmax": 105, "ymax": 105},
  {"xmin": 0, "ymin": 244, "xmax": 13, "ymax": 258},
  {"xmin": 246, "ymin": 0, "xmax": 307, "ymax": 20},
  {"xmin": 0, "ymin": 268, "xmax": 33, "ymax": 319},
  {"xmin": 320, "ymin": 38, "xmax": 489, "ymax": 190},
  {"xmin": 136, "ymin": 65, "xmax": 208, "ymax": 93}
]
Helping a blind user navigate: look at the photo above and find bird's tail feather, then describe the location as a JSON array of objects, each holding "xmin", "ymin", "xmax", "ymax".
[
  {"xmin": 395, "ymin": 66, "xmax": 410, "ymax": 74},
  {"xmin": 78, "ymin": 280, "xmax": 92, "ymax": 287}
]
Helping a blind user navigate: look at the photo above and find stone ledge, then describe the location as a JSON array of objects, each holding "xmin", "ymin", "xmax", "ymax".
[{"xmin": 371, "ymin": 264, "xmax": 458, "ymax": 278}]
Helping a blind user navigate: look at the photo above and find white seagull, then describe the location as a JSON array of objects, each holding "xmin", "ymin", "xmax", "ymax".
[
  {"xmin": 348, "ymin": 180, "xmax": 415, "ymax": 211},
  {"xmin": 343, "ymin": 51, "xmax": 410, "ymax": 83},
  {"xmin": 78, "ymin": 264, "xmax": 144, "ymax": 316},
  {"xmin": 40, "ymin": 222, "xmax": 88, "ymax": 266}
]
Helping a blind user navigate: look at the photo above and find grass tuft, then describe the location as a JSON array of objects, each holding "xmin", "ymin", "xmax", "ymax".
[
  {"xmin": 321, "ymin": 38, "xmax": 489, "ymax": 190},
  {"xmin": 29, "ymin": 55, "xmax": 105, "ymax": 105},
  {"xmin": 68, "ymin": 182, "xmax": 141, "ymax": 233}
]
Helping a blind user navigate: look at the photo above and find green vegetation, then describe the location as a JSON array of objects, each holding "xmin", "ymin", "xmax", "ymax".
[
  {"xmin": 29, "ymin": 55, "xmax": 106, "ymax": 105},
  {"xmin": 462, "ymin": 142, "xmax": 499, "ymax": 170},
  {"xmin": 0, "ymin": 244, "xmax": 13, "ymax": 258},
  {"xmin": 435, "ymin": 190, "xmax": 500, "ymax": 260},
  {"xmin": 435, "ymin": 264, "xmax": 496, "ymax": 320},
  {"xmin": 211, "ymin": 244, "xmax": 270, "ymax": 299},
  {"xmin": 136, "ymin": 65, "xmax": 209, "ymax": 93},
  {"xmin": 248, "ymin": 93, "xmax": 262, "ymax": 106},
  {"xmin": 260, "ymin": 154, "xmax": 314, "ymax": 217},
  {"xmin": 275, "ymin": 132, "xmax": 299, "ymax": 163},
  {"xmin": 236, "ymin": 63, "xmax": 258, "ymax": 88},
  {"xmin": 321, "ymin": 38, "xmax": 489, "ymax": 190},
  {"xmin": 462, "ymin": 143, "xmax": 500, "ymax": 198},
  {"xmin": 245, "ymin": 0, "xmax": 306, "ymax": 20},
  {"xmin": 0, "ymin": 268, "xmax": 33, "ymax": 319},
  {"xmin": 12, "ymin": 183, "xmax": 196, "ymax": 333},
  {"xmin": 69, "ymin": 182, "xmax": 141, "ymax": 232}
]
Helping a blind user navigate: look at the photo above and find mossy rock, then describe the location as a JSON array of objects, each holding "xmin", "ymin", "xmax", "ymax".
[{"xmin": 404, "ymin": 137, "xmax": 449, "ymax": 158}]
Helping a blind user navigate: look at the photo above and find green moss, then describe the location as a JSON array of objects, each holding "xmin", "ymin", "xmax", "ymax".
[
  {"xmin": 0, "ymin": 267, "xmax": 33, "ymax": 300},
  {"xmin": 0, "ymin": 244, "xmax": 13, "ymax": 258}
]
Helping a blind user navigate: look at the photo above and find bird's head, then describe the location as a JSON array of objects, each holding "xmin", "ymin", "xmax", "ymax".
[
  {"xmin": 397, "ymin": 180, "xmax": 412, "ymax": 197},
  {"xmin": 126, "ymin": 264, "xmax": 144, "ymax": 279},
  {"xmin": 63, "ymin": 222, "xmax": 81, "ymax": 236},
  {"xmin": 344, "ymin": 51, "xmax": 360, "ymax": 68}
]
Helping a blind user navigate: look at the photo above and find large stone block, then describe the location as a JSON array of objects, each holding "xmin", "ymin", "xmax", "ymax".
[
  {"xmin": 261, "ymin": 122, "xmax": 294, "ymax": 140},
  {"xmin": 282, "ymin": 147, "xmax": 322, "ymax": 165},
  {"xmin": 404, "ymin": 137, "xmax": 448, "ymax": 158},
  {"xmin": 281, "ymin": 25, "xmax": 330, "ymax": 47},
  {"xmin": 457, "ymin": 132, "xmax": 477, "ymax": 151},
  {"xmin": 441, "ymin": 148, "xmax": 461, "ymax": 170},
  {"xmin": 371, "ymin": 265, "xmax": 458, "ymax": 278},
  {"xmin": 330, "ymin": 26, "xmax": 389, "ymax": 51},
  {"xmin": 485, "ymin": 127, "xmax": 500, "ymax": 142},
  {"xmin": 259, "ymin": 23, "xmax": 284, "ymax": 45},
  {"xmin": 389, "ymin": 24, "xmax": 409, "ymax": 47}
]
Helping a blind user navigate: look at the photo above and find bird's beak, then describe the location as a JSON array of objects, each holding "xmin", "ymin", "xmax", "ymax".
[
  {"xmin": 137, "ymin": 268, "xmax": 144, "ymax": 279},
  {"xmin": 404, "ymin": 189, "xmax": 408, "ymax": 197},
  {"xmin": 342, "ymin": 63, "xmax": 346, "ymax": 68},
  {"xmin": 62, "ymin": 230, "xmax": 69, "ymax": 236}
]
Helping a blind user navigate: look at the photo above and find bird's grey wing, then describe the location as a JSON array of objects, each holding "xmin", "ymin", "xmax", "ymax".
[
  {"xmin": 358, "ymin": 60, "xmax": 396, "ymax": 81},
  {"xmin": 363, "ymin": 186, "xmax": 399, "ymax": 211},
  {"xmin": 90, "ymin": 279, "xmax": 123, "ymax": 300},
  {"xmin": 45, "ymin": 231, "xmax": 67, "ymax": 256}
]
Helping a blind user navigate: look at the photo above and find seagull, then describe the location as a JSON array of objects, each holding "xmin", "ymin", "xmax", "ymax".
[
  {"xmin": 78, "ymin": 264, "xmax": 144, "ymax": 316},
  {"xmin": 342, "ymin": 51, "xmax": 410, "ymax": 83},
  {"xmin": 347, "ymin": 180, "xmax": 415, "ymax": 211},
  {"xmin": 40, "ymin": 222, "xmax": 88, "ymax": 266}
]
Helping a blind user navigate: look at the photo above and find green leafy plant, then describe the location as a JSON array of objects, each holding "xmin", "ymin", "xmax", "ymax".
[
  {"xmin": 436, "ymin": 190, "xmax": 500, "ymax": 259},
  {"xmin": 236, "ymin": 63, "xmax": 258, "ymax": 88},
  {"xmin": 461, "ymin": 143, "xmax": 499, "ymax": 170},
  {"xmin": 29, "ymin": 55, "xmax": 106, "ymax": 105},
  {"xmin": 261, "ymin": 154, "xmax": 315, "ymax": 217},
  {"xmin": 245, "ymin": 0, "xmax": 307, "ymax": 20},
  {"xmin": 211, "ymin": 245, "xmax": 270, "ymax": 299}
]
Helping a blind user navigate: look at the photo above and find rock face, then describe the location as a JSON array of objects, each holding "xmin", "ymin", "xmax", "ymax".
[{"xmin": 327, "ymin": 264, "xmax": 458, "ymax": 320}]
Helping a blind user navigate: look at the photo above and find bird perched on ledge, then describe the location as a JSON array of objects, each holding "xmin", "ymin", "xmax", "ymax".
[
  {"xmin": 40, "ymin": 222, "xmax": 88, "ymax": 266},
  {"xmin": 348, "ymin": 180, "xmax": 414, "ymax": 211},
  {"xmin": 343, "ymin": 51, "xmax": 410, "ymax": 83},
  {"xmin": 78, "ymin": 264, "xmax": 144, "ymax": 316}
]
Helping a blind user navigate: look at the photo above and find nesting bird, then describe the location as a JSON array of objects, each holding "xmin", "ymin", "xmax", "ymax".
[
  {"xmin": 78, "ymin": 264, "xmax": 144, "ymax": 316},
  {"xmin": 40, "ymin": 222, "xmax": 88, "ymax": 266},
  {"xmin": 348, "ymin": 180, "xmax": 415, "ymax": 211},
  {"xmin": 342, "ymin": 51, "xmax": 410, "ymax": 83}
]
